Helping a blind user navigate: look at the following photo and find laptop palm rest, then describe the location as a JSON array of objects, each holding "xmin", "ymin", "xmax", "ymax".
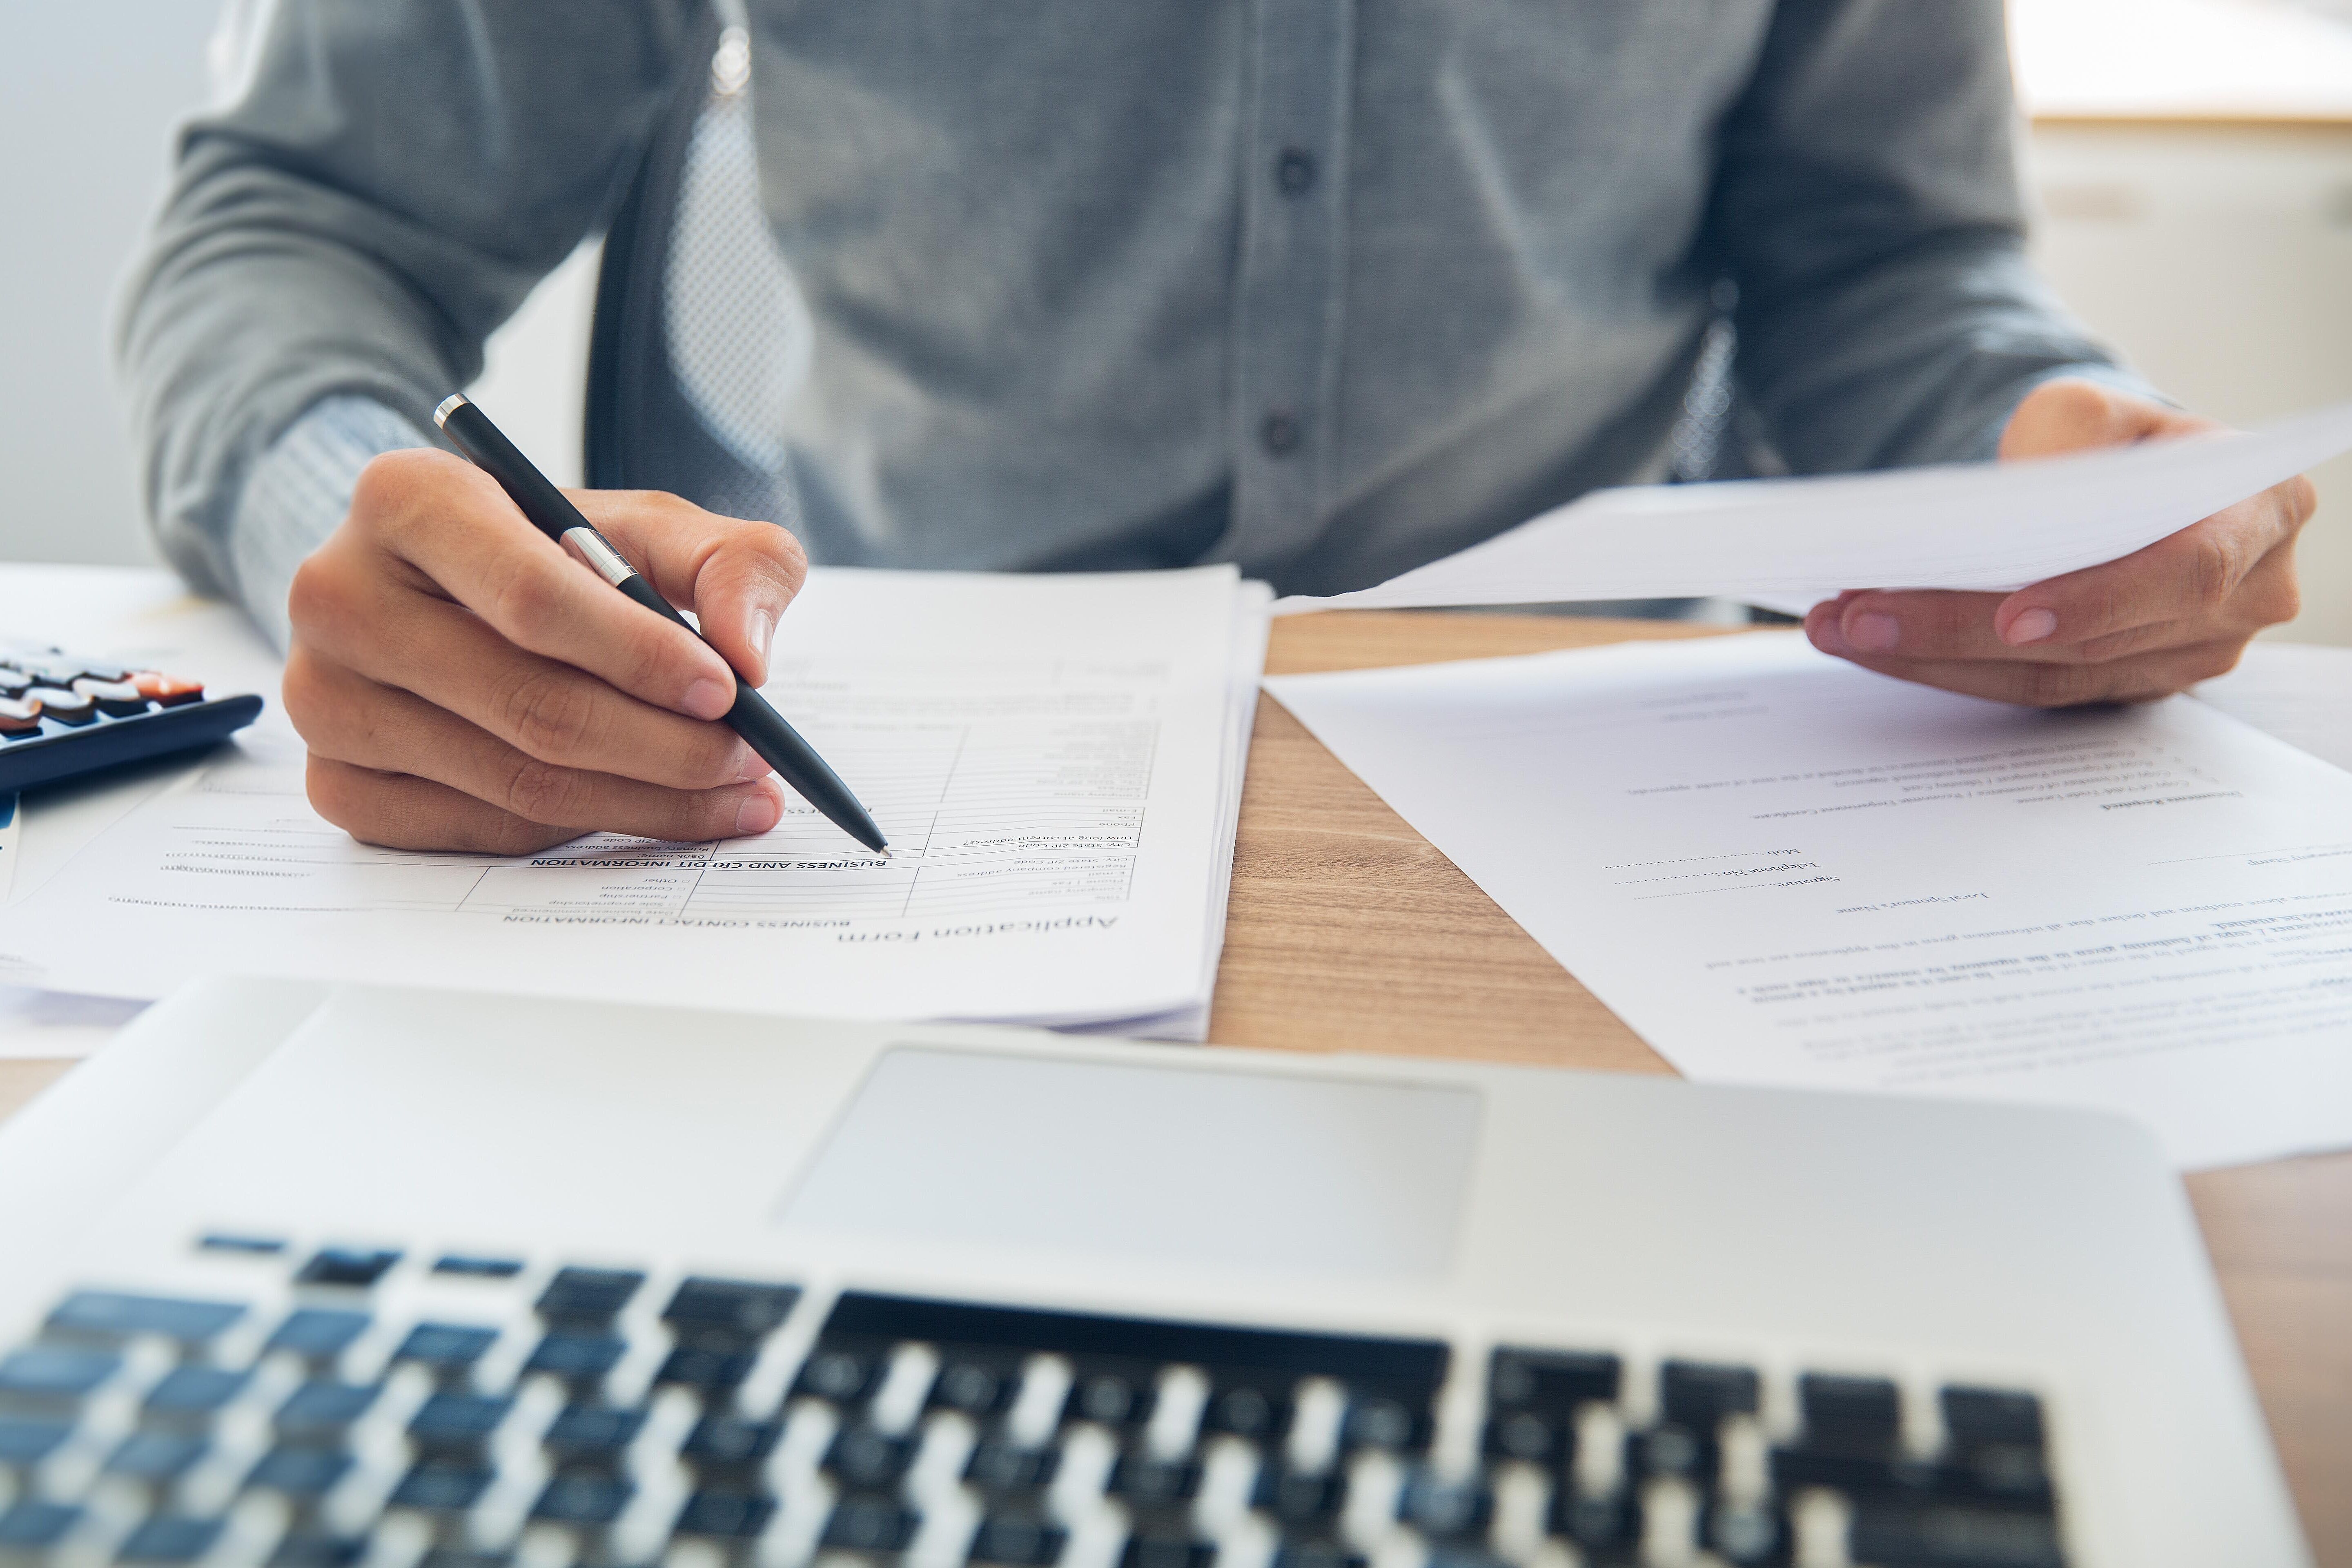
[{"xmin": 777, "ymin": 1047, "xmax": 1482, "ymax": 1281}]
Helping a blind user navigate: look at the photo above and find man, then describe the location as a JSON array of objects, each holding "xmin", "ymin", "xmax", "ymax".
[{"xmin": 122, "ymin": 2, "xmax": 2314, "ymax": 855}]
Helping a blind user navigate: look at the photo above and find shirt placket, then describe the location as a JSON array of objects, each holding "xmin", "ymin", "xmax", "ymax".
[{"xmin": 1222, "ymin": 0, "xmax": 1354, "ymax": 569}]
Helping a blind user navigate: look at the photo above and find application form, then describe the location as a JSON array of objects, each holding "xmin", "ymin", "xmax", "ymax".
[
  {"xmin": 1268, "ymin": 634, "xmax": 2352, "ymax": 1169},
  {"xmin": 0, "ymin": 568, "xmax": 1265, "ymax": 1038}
]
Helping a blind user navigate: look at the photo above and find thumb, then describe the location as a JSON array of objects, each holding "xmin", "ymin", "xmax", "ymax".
[
  {"xmin": 567, "ymin": 490, "xmax": 810, "ymax": 688},
  {"xmin": 1998, "ymin": 377, "xmax": 2202, "ymax": 461}
]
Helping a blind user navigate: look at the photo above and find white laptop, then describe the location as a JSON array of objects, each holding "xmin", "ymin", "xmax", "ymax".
[{"xmin": 0, "ymin": 979, "xmax": 2305, "ymax": 1568}]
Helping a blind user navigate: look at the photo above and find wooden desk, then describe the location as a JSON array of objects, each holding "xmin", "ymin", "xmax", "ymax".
[{"xmin": 1, "ymin": 611, "xmax": 2345, "ymax": 1559}]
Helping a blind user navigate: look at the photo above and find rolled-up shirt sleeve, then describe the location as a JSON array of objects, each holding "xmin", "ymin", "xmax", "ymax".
[
  {"xmin": 117, "ymin": 0, "xmax": 703, "ymax": 630},
  {"xmin": 1708, "ymin": 0, "xmax": 2160, "ymax": 474}
]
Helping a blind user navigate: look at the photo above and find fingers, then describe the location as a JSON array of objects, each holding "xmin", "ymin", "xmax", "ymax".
[
  {"xmin": 287, "ymin": 650, "xmax": 787, "ymax": 844},
  {"xmin": 1811, "ymin": 498, "xmax": 2306, "ymax": 666},
  {"xmin": 307, "ymin": 756, "xmax": 585, "ymax": 856},
  {"xmin": 292, "ymin": 586, "xmax": 766, "ymax": 791},
  {"xmin": 570, "ymin": 489, "xmax": 808, "ymax": 687},
  {"xmin": 347, "ymin": 450, "xmax": 742, "ymax": 722},
  {"xmin": 1811, "ymin": 635, "xmax": 2249, "ymax": 708}
]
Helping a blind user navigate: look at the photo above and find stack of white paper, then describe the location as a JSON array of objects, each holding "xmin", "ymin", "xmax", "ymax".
[
  {"xmin": 1269, "ymin": 633, "xmax": 2352, "ymax": 1170},
  {"xmin": 0, "ymin": 566, "xmax": 1271, "ymax": 1041},
  {"xmin": 1272, "ymin": 400, "xmax": 2352, "ymax": 616}
]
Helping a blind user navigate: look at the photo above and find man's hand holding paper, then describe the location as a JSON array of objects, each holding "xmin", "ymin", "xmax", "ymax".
[{"xmin": 1807, "ymin": 379, "xmax": 2319, "ymax": 707}]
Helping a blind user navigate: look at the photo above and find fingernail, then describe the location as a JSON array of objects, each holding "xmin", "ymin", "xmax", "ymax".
[
  {"xmin": 683, "ymin": 677, "xmax": 733, "ymax": 720},
  {"xmin": 735, "ymin": 781, "xmax": 782, "ymax": 835},
  {"xmin": 2005, "ymin": 608, "xmax": 2060, "ymax": 646},
  {"xmin": 747, "ymin": 609, "xmax": 775, "ymax": 662},
  {"xmin": 1848, "ymin": 611, "xmax": 1900, "ymax": 653},
  {"xmin": 733, "ymin": 746, "xmax": 771, "ymax": 782}
]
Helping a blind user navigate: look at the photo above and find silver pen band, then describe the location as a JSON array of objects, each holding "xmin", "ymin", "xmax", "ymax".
[{"xmin": 562, "ymin": 526, "xmax": 637, "ymax": 588}]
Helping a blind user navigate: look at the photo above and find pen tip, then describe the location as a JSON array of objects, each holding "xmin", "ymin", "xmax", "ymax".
[
  {"xmin": 878, "ymin": 846, "xmax": 893, "ymax": 860},
  {"xmin": 433, "ymin": 393, "xmax": 469, "ymax": 429}
]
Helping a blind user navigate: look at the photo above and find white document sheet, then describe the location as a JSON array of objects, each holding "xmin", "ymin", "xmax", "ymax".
[
  {"xmin": 1272, "ymin": 399, "xmax": 2352, "ymax": 616},
  {"xmin": 0, "ymin": 567, "xmax": 1266, "ymax": 1038},
  {"xmin": 1268, "ymin": 633, "xmax": 2352, "ymax": 1169},
  {"xmin": 2194, "ymin": 641, "xmax": 2352, "ymax": 775}
]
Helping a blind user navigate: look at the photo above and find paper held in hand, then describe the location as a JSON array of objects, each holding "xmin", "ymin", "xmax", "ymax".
[{"xmin": 1272, "ymin": 399, "xmax": 2352, "ymax": 617}]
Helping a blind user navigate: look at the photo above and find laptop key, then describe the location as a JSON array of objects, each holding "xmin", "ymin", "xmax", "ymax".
[
  {"xmin": 145, "ymin": 1366, "xmax": 250, "ymax": 1419},
  {"xmin": 1628, "ymin": 1425, "xmax": 1719, "ymax": 1483},
  {"xmin": 1107, "ymin": 1454, "xmax": 1203, "ymax": 1503},
  {"xmin": 118, "ymin": 1515, "xmax": 225, "ymax": 1563},
  {"xmin": 661, "ymin": 1278, "xmax": 800, "ymax": 1350},
  {"xmin": 408, "ymin": 1392, "xmax": 514, "ymax": 1451},
  {"xmin": 417, "ymin": 1551, "xmax": 509, "ymax": 1568},
  {"xmin": 1489, "ymin": 1348, "xmax": 1622, "ymax": 1413},
  {"xmin": 1251, "ymin": 1466, "xmax": 1347, "ymax": 1522},
  {"xmin": 105, "ymin": 1430, "xmax": 209, "ymax": 1481},
  {"xmin": 0, "ymin": 1347, "xmax": 119, "ymax": 1403},
  {"xmin": 674, "ymin": 1490, "xmax": 777, "ymax": 1539},
  {"xmin": 1120, "ymin": 1534, "xmax": 1214, "ymax": 1568},
  {"xmin": 45, "ymin": 1291, "xmax": 245, "ymax": 1346},
  {"xmin": 1848, "ymin": 1498, "xmax": 2064, "ymax": 1568},
  {"xmin": 824, "ymin": 1427, "xmax": 916, "ymax": 1488},
  {"xmin": 656, "ymin": 1345, "xmax": 757, "ymax": 1392},
  {"xmin": 265, "ymin": 1532, "xmax": 363, "ymax": 1567},
  {"xmin": 1397, "ymin": 1470, "xmax": 1493, "ymax": 1539},
  {"xmin": 1064, "ymin": 1365, "xmax": 1158, "ymax": 1428},
  {"xmin": 684, "ymin": 1414, "xmax": 783, "ymax": 1468},
  {"xmin": 0, "ymin": 1417, "xmax": 73, "ymax": 1467},
  {"xmin": 1704, "ymin": 1500, "xmax": 1787, "ymax": 1565},
  {"xmin": 390, "ymin": 1460, "xmax": 494, "ymax": 1512},
  {"xmin": 248, "ymin": 1446, "xmax": 354, "ymax": 1498},
  {"xmin": 267, "ymin": 1309, "xmax": 372, "ymax": 1362},
  {"xmin": 932, "ymin": 1352, "xmax": 1022, "ymax": 1416},
  {"xmin": 1799, "ymin": 1374, "xmax": 1902, "ymax": 1448},
  {"xmin": 1941, "ymin": 1388, "xmax": 2046, "ymax": 1452},
  {"xmin": 391, "ymin": 1323, "xmax": 499, "ymax": 1373},
  {"xmin": 792, "ymin": 1342, "xmax": 889, "ymax": 1406},
  {"xmin": 1659, "ymin": 1361, "xmax": 1760, "ymax": 1430},
  {"xmin": 532, "ymin": 1469, "xmax": 634, "ymax": 1525},
  {"xmin": 541, "ymin": 1404, "xmax": 646, "ymax": 1462},
  {"xmin": 1272, "ymin": 1547, "xmax": 1365, "ymax": 1568},
  {"xmin": 294, "ymin": 1249, "xmax": 401, "ymax": 1289},
  {"xmin": 276, "ymin": 1382, "xmax": 379, "ymax": 1440},
  {"xmin": 523, "ymin": 1332, "xmax": 625, "ymax": 1383},
  {"xmin": 535, "ymin": 1269, "xmax": 644, "ymax": 1331},
  {"xmin": 821, "ymin": 1495, "xmax": 919, "ymax": 1553},
  {"xmin": 0, "ymin": 1501, "xmax": 80, "ymax": 1549},
  {"xmin": 965, "ymin": 1440, "xmax": 1060, "ymax": 1494},
  {"xmin": 970, "ymin": 1515, "xmax": 1067, "ymax": 1566}
]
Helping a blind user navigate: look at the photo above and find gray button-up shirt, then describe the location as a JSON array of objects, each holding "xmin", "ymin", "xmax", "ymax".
[{"xmin": 121, "ymin": 0, "xmax": 2133, "ymax": 640}]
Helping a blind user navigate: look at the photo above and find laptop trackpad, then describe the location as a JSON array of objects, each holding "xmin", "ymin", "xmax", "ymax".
[{"xmin": 777, "ymin": 1048, "xmax": 1480, "ymax": 1281}]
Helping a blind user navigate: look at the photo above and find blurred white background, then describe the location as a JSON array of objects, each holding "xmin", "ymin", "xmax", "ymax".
[{"xmin": 1, "ymin": 0, "xmax": 2347, "ymax": 640}]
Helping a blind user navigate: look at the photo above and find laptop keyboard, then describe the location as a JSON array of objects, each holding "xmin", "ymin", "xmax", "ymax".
[{"xmin": 0, "ymin": 1241, "xmax": 2067, "ymax": 1568}]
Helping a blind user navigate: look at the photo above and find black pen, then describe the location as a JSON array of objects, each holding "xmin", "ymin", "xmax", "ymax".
[{"xmin": 434, "ymin": 394, "xmax": 889, "ymax": 858}]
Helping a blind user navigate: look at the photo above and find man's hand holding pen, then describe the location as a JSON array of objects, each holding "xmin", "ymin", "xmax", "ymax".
[{"xmin": 284, "ymin": 447, "xmax": 807, "ymax": 855}]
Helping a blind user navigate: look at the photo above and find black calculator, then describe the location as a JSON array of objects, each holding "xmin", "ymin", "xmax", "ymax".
[{"xmin": 0, "ymin": 645, "xmax": 263, "ymax": 793}]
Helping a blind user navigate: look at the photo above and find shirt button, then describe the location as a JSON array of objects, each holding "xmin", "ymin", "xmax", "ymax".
[
  {"xmin": 1259, "ymin": 410, "xmax": 1303, "ymax": 456},
  {"xmin": 1274, "ymin": 147, "xmax": 1317, "ymax": 196}
]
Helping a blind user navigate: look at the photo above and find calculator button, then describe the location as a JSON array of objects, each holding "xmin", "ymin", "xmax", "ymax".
[
  {"xmin": 71, "ymin": 677, "xmax": 152, "ymax": 717},
  {"xmin": 0, "ymin": 697, "xmax": 39, "ymax": 735},
  {"xmin": 24, "ymin": 688, "xmax": 95, "ymax": 725},
  {"xmin": 131, "ymin": 671, "xmax": 207, "ymax": 707}
]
